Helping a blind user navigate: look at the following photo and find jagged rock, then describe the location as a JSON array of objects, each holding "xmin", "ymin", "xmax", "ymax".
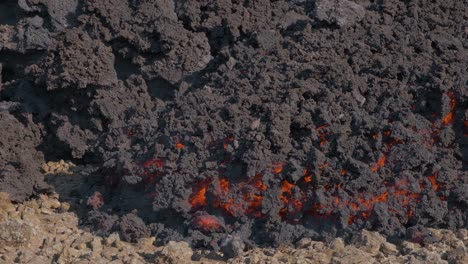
[
  {"xmin": 351, "ymin": 230, "xmax": 386, "ymax": 256},
  {"xmin": 314, "ymin": 0, "xmax": 366, "ymax": 27},
  {"xmin": 0, "ymin": 220, "xmax": 32, "ymax": 248},
  {"xmin": 331, "ymin": 245, "xmax": 374, "ymax": 264},
  {"xmin": 155, "ymin": 241, "xmax": 194, "ymax": 264},
  {"xmin": 220, "ymin": 235, "xmax": 245, "ymax": 259}
]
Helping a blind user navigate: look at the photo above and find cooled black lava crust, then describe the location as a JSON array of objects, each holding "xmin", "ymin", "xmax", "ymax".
[{"xmin": 0, "ymin": 0, "xmax": 467, "ymax": 248}]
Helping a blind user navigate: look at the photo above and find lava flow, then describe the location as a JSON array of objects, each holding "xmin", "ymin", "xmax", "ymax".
[
  {"xmin": 190, "ymin": 179, "xmax": 210, "ymax": 208},
  {"xmin": 193, "ymin": 214, "xmax": 224, "ymax": 231},
  {"xmin": 442, "ymin": 90, "xmax": 457, "ymax": 126},
  {"xmin": 371, "ymin": 155, "xmax": 387, "ymax": 172},
  {"xmin": 279, "ymin": 179, "xmax": 304, "ymax": 218},
  {"xmin": 177, "ymin": 113, "xmax": 457, "ymax": 231}
]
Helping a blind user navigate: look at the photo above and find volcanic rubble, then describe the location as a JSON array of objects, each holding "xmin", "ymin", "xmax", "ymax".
[{"xmin": 0, "ymin": 0, "xmax": 467, "ymax": 258}]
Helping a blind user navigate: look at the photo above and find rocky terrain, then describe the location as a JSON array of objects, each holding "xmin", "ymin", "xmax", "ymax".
[
  {"xmin": 1, "ymin": 0, "xmax": 467, "ymax": 257},
  {"xmin": 1, "ymin": 189, "xmax": 468, "ymax": 263}
]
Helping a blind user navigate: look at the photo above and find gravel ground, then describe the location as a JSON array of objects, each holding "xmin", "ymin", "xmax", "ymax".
[{"xmin": 1, "ymin": 191, "xmax": 467, "ymax": 263}]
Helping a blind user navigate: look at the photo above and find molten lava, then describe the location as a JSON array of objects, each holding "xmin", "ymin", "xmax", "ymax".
[
  {"xmin": 143, "ymin": 158, "xmax": 164, "ymax": 169},
  {"xmin": 190, "ymin": 181, "xmax": 210, "ymax": 208},
  {"xmin": 442, "ymin": 90, "xmax": 457, "ymax": 126},
  {"xmin": 185, "ymin": 118, "xmax": 454, "ymax": 229},
  {"xmin": 303, "ymin": 169, "xmax": 312, "ymax": 183},
  {"xmin": 280, "ymin": 180, "xmax": 295, "ymax": 204},
  {"xmin": 211, "ymin": 174, "xmax": 267, "ymax": 217},
  {"xmin": 316, "ymin": 124, "xmax": 331, "ymax": 146},
  {"xmin": 279, "ymin": 179, "xmax": 304, "ymax": 218},
  {"xmin": 371, "ymin": 155, "xmax": 386, "ymax": 172},
  {"xmin": 427, "ymin": 171, "xmax": 440, "ymax": 191},
  {"xmin": 272, "ymin": 163, "xmax": 284, "ymax": 174},
  {"xmin": 176, "ymin": 142, "xmax": 185, "ymax": 149},
  {"xmin": 219, "ymin": 178, "xmax": 230, "ymax": 193},
  {"xmin": 193, "ymin": 215, "xmax": 223, "ymax": 231}
]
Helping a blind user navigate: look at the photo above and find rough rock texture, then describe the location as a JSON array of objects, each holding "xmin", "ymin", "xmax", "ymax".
[
  {"xmin": 314, "ymin": 0, "xmax": 366, "ymax": 27},
  {"xmin": 0, "ymin": 0, "xmax": 467, "ymax": 249},
  {"xmin": 1, "ymin": 192, "xmax": 468, "ymax": 263},
  {"xmin": 0, "ymin": 112, "xmax": 45, "ymax": 201}
]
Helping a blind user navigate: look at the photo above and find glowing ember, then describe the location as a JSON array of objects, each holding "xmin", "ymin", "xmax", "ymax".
[
  {"xmin": 210, "ymin": 174, "xmax": 267, "ymax": 217},
  {"xmin": 442, "ymin": 90, "xmax": 457, "ymax": 126},
  {"xmin": 223, "ymin": 136, "xmax": 235, "ymax": 149},
  {"xmin": 272, "ymin": 163, "xmax": 284, "ymax": 174},
  {"xmin": 371, "ymin": 155, "xmax": 386, "ymax": 172},
  {"xmin": 279, "ymin": 179, "xmax": 304, "ymax": 218},
  {"xmin": 393, "ymin": 189, "xmax": 420, "ymax": 205},
  {"xmin": 143, "ymin": 158, "xmax": 164, "ymax": 169},
  {"xmin": 427, "ymin": 171, "xmax": 439, "ymax": 191},
  {"xmin": 280, "ymin": 180, "xmax": 295, "ymax": 204},
  {"xmin": 184, "ymin": 119, "xmax": 456, "ymax": 230},
  {"xmin": 316, "ymin": 124, "xmax": 331, "ymax": 146},
  {"xmin": 357, "ymin": 192, "xmax": 388, "ymax": 212},
  {"xmin": 176, "ymin": 142, "xmax": 185, "ymax": 149},
  {"xmin": 219, "ymin": 178, "xmax": 230, "ymax": 193},
  {"xmin": 442, "ymin": 112, "xmax": 455, "ymax": 126},
  {"xmin": 334, "ymin": 197, "xmax": 340, "ymax": 205},
  {"xmin": 190, "ymin": 181, "xmax": 209, "ymax": 208},
  {"xmin": 193, "ymin": 215, "xmax": 223, "ymax": 231}
]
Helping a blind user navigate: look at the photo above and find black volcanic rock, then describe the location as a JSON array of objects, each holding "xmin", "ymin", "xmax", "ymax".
[{"xmin": 0, "ymin": 0, "xmax": 466, "ymax": 248}]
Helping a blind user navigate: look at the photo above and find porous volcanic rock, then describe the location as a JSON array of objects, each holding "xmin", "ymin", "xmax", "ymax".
[{"xmin": 0, "ymin": 0, "xmax": 467, "ymax": 250}]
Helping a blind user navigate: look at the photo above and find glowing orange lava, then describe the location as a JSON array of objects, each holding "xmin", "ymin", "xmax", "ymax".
[
  {"xmin": 211, "ymin": 174, "xmax": 267, "ymax": 217},
  {"xmin": 303, "ymin": 169, "xmax": 312, "ymax": 183},
  {"xmin": 442, "ymin": 90, "xmax": 457, "ymax": 126},
  {"xmin": 280, "ymin": 180, "xmax": 295, "ymax": 204},
  {"xmin": 371, "ymin": 155, "xmax": 386, "ymax": 172},
  {"xmin": 143, "ymin": 158, "xmax": 164, "ymax": 168},
  {"xmin": 219, "ymin": 178, "xmax": 230, "ymax": 193},
  {"xmin": 193, "ymin": 215, "xmax": 223, "ymax": 231},
  {"xmin": 272, "ymin": 163, "xmax": 284, "ymax": 174},
  {"xmin": 184, "ymin": 123, "xmax": 453, "ymax": 227},
  {"xmin": 190, "ymin": 182, "xmax": 209, "ymax": 208},
  {"xmin": 442, "ymin": 112, "xmax": 455, "ymax": 126},
  {"xmin": 394, "ymin": 189, "xmax": 420, "ymax": 205},
  {"xmin": 252, "ymin": 173, "xmax": 267, "ymax": 191},
  {"xmin": 316, "ymin": 124, "xmax": 331, "ymax": 146},
  {"xmin": 427, "ymin": 171, "xmax": 439, "ymax": 191},
  {"xmin": 223, "ymin": 136, "xmax": 235, "ymax": 149},
  {"xmin": 176, "ymin": 142, "xmax": 185, "ymax": 149}
]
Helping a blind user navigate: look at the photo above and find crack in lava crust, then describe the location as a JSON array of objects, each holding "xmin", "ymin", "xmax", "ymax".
[
  {"xmin": 1, "ymin": 0, "xmax": 467, "ymax": 249},
  {"xmin": 126, "ymin": 90, "xmax": 465, "ymax": 246}
]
